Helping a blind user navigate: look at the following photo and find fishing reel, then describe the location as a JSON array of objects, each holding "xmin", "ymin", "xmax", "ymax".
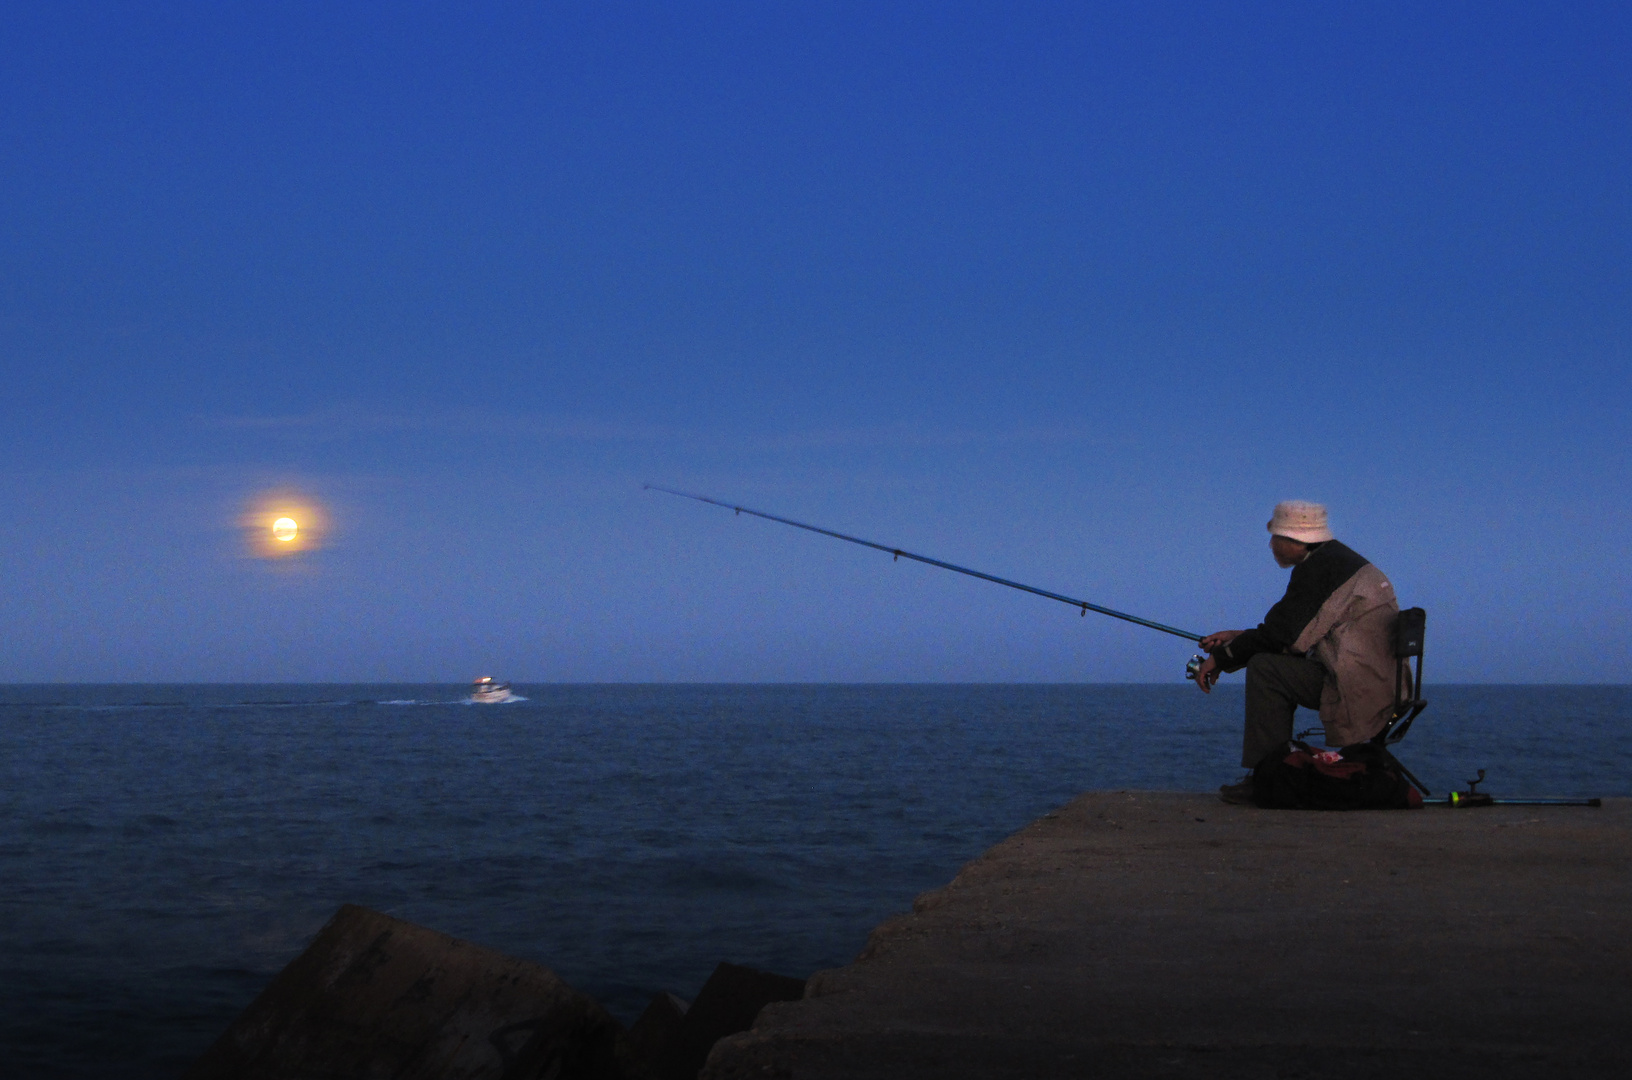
[
  {"xmin": 1447, "ymin": 769, "xmax": 1494, "ymax": 808},
  {"xmin": 1185, "ymin": 654, "xmax": 1207, "ymax": 682}
]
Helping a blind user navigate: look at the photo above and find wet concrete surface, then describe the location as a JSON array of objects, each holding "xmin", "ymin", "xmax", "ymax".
[{"xmin": 706, "ymin": 791, "xmax": 1632, "ymax": 1079}]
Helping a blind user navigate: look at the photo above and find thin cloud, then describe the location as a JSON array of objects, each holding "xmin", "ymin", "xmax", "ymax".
[
  {"xmin": 196, "ymin": 408, "xmax": 676, "ymax": 441},
  {"xmin": 197, "ymin": 408, "xmax": 1101, "ymax": 450}
]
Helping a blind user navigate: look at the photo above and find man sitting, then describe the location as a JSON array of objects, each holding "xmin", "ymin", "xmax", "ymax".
[{"xmin": 1192, "ymin": 501, "xmax": 1401, "ymax": 805}]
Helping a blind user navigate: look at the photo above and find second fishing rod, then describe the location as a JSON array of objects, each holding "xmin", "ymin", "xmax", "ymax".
[{"xmin": 646, "ymin": 485, "xmax": 1210, "ymax": 678}]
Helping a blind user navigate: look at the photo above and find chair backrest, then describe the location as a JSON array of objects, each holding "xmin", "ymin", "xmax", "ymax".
[{"xmin": 1376, "ymin": 607, "xmax": 1427, "ymax": 744}]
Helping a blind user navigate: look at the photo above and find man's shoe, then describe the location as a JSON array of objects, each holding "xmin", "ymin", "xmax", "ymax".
[{"xmin": 1218, "ymin": 777, "xmax": 1256, "ymax": 806}]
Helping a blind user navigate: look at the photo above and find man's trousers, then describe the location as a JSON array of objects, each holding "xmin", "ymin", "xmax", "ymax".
[{"xmin": 1241, "ymin": 652, "xmax": 1327, "ymax": 768}]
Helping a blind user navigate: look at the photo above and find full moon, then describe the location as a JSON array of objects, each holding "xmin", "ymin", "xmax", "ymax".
[{"xmin": 243, "ymin": 494, "xmax": 325, "ymax": 559}]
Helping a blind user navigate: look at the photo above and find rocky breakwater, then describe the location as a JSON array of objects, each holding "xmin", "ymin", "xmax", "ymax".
[
  {"xmin": 706, "ymin": 790, "xmax": 1632, "ymax": 1079},
  {"xmin": 184, "ymin": 905, "xmax": 804, "ymax": 1080}
]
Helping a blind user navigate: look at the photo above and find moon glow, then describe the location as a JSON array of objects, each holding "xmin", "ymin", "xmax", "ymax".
[{"xmin": 242, "ymin": 491, "xmax": 327, "ymax": 559}]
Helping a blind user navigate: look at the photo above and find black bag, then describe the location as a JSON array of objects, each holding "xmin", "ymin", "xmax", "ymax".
[{"xmin": 1251, "ymin": 740, "xmax": 1422, "ymax": 810}]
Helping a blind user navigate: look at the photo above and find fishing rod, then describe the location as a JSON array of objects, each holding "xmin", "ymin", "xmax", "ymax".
[
  {"xmin": 645, "ymin": 485, "xmax": 1204, "ymax": 643},
  {"xmin": 1440, "ymin": 796, "xmax": 1602, "ymax": 807},
  {"xmin": 1432, "ymin": 770, "xmax": 1601, "ymax": 808}
]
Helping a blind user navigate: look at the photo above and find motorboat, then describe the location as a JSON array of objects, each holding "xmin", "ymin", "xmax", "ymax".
[{"xmin": 468, "ymin": 676, "xmax": 517, "ymax": 704}]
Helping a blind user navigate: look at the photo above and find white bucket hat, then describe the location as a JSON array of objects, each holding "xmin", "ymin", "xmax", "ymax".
[{"xmin": 1267, "ymin": 501, "xmax": 1333, "ymax": 544}]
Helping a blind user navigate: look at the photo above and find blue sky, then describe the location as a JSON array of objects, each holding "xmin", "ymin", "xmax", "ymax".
[{"xmin": 2, "ymin": 2, "xmax": 1627, "ymax": 682}]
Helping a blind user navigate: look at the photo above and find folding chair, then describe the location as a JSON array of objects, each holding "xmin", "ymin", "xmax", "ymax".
[{"xmin": 1371, "ymin": 606, "xmax": 1429, "ymax": 794}]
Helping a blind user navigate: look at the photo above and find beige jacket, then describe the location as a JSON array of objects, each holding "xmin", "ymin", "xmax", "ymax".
[{"xmin": 1292, "ymin": 563, "xmax": 1402, "ymax": 747}]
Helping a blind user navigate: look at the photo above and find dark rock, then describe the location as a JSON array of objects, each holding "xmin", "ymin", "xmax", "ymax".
[
  {"xmin": 183, "ymin": 904, "xmax": 623, "ymax": 1080},
  {"xmin": 671, "ymin": 963, "xmax": 805, "ymax": 1079},
  {"xmin": 621, "ymin": 991, "xmax": 691, "ymax": 1080}
]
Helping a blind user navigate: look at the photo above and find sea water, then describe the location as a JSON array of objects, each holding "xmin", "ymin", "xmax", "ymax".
[{"xmin": 1, "ymin": 683, "xmax": 1627, "ymax": 1079}]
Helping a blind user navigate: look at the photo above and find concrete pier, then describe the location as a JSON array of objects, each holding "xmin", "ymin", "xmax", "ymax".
[{"xmin": 706, "ymin": 791, "xmax": 1632, "ymax": 1079}]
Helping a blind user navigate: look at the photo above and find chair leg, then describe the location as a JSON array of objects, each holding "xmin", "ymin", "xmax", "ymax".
[{"xmin": 1379, "ymin": 746, "xmax": 1430, "ymax": 796}]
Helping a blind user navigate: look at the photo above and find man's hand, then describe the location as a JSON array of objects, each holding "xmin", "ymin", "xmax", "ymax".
[
  {"xmin": 1192, "ymin": 627, "xmax": 1241, "ymax": 694},
  {"xmin": 1192, "ymin": 654, "xmax": 1220, "ymax": 693}
]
